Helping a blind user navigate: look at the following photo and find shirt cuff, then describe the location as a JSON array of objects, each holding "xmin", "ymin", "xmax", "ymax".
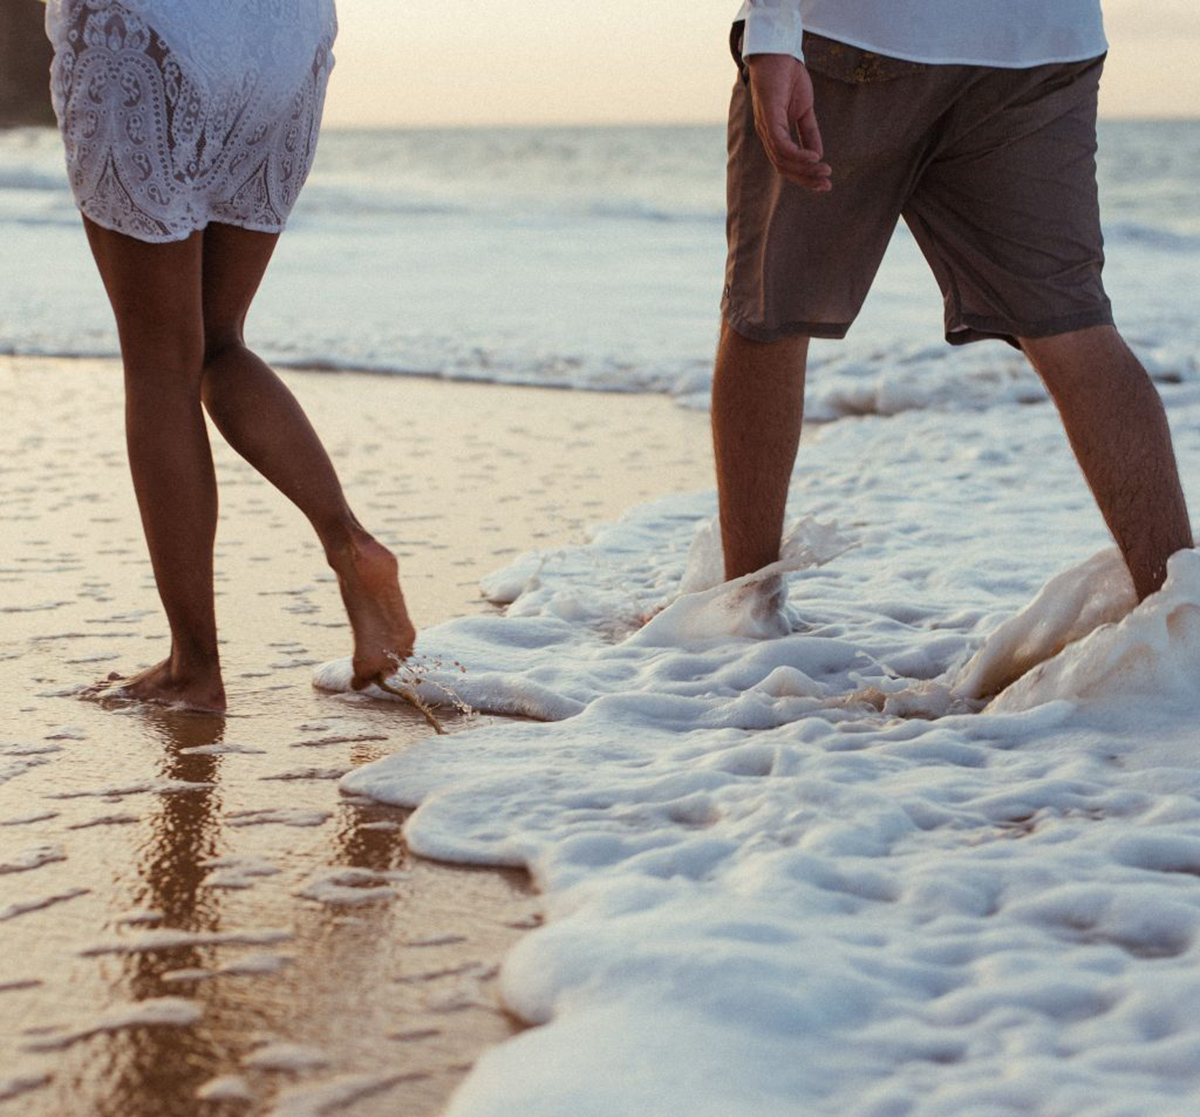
[{"xmin": 741, "ymin": 8, "xmax": 805, "ymax": 63}]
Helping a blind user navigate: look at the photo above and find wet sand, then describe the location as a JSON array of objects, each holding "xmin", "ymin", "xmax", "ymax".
[{"xmin": 0, "ymin": 356, "xmax": 712, "ymax": 1116}]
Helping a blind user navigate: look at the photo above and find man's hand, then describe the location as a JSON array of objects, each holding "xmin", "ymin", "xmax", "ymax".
[{"xmin": 747, "ymin": 54, "xmax": 830, "ymax": 192}]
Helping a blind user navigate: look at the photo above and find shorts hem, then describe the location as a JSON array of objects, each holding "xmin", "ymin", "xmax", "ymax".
[
  {"xmin": 947, "ymin": 305, "xmax": 1114, "ymax": 348},
  {"xmin": 723, "ymin": 305, "xmax": 852, "ymax": 343}
]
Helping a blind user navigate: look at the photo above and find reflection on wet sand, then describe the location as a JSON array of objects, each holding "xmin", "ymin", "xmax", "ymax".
[
  {"xmin": 0, "ymin": 357, "xmax": 711, "ymax": 1115},
  {"xmin": 8, "ymin": 697, "xmax": 535, "ymax": 1117},
  {"xmin": 58, "ymin": 710, "xmax": 227, "ymax": 1116}
]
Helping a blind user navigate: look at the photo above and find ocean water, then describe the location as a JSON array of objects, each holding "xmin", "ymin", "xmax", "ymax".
[
  {"xmin": 1, "ymin": 121, "xmax": 1197, "ymax": 411},
  {"xmin": 7, "ymin": 119, "xmax": 1200, "ymax": 1115}
]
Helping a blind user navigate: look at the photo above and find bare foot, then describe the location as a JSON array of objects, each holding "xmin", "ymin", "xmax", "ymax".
[
  {"xmin": 328, "ymin": 534, "xmax": 417, "ymax": 687},
  {"xmin": 88, "ymin": 659, "xmax": 228, "ymax": 714}
]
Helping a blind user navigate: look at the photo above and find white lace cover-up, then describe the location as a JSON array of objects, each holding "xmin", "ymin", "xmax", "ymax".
[{"xmin": 46, "ymin": 0, "xmax": 338, "ymax": 243}]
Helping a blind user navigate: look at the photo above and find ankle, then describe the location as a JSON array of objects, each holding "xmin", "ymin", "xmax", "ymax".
[
  {"xmin": 168, "ymin": 641, "xmax": 221, "ymax": 680},
  {"xmin": 321, "ymin": 515, "xmax": 378, "ymax": 563}
]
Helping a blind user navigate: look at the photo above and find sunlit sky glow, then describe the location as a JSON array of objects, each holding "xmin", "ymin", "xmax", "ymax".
[{"xmin": 323, "ymin": 1, "xmax": 1200, "ymax": 129}]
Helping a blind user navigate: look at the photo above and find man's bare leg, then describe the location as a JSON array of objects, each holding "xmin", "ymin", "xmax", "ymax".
[
  {"xmin": 712, "ymin": 322, "xmax": 808, "ymax": 581},
  {"xmin": 1022, "ymin": 325, "xmax": 1193, "ymax": 600}
]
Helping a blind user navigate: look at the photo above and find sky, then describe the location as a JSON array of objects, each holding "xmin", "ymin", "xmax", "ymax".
[{"xmin": 323, "ymin": 1, "xmax": 1200, "ymax": 129}]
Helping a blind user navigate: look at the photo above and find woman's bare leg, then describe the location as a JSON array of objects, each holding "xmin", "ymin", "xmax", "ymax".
[
  {"xmin": 197, "ymin": 223, "xmax": 415, "ymax": 685},
  {"xmin": 83, "ymin": 218, "xmax": 227, "ymax": 712}
]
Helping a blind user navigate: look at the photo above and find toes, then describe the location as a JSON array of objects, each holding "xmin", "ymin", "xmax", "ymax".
[{"xmin": 352, "ymin": 659, "xmax": 394, "ymax": 689}]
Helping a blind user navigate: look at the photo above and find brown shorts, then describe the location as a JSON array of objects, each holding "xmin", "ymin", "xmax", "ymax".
[{"xmin": 722, "ymin": 29, "xmax": 1114, "ymax": 348}]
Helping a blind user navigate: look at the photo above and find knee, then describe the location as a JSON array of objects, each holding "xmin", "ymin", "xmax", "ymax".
[
  {"xmin": 199, "ymin": 334, "xmax": 246, "ymax": 409},
  {"xmin": 119, "ymin": 328, "xmax": 205, "ymax": 392},
  {"xmin": 199, "ymin": 360, "xmax": 228, "ymax": 416},
  {"xmin": 1020, "ymin": 324, "xmax": 1125, "ymax": 366},
  {"xmin": 202, "ymin": 328, "xmax": 245, "ymax": 367},
  {"xmin": 198, "ymin": 339, "xmax": 253, "ymax": 422},
  {"xmin": 1022, "ymin": 325, "xmax": 1148, "ymax": 394}
]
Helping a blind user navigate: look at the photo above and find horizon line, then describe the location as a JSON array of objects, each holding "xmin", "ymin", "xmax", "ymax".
[{"xmin": 324, "ymin": 114, "xmax": 1200, "ymax": 132}]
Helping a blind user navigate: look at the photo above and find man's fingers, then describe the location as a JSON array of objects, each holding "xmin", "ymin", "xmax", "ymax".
[
  {"xmin": 780, "ymin": 167, "xmax": 833, "ymax": 192},
  {"xmin": 770, "ymin": 154, "xmax": 832, "ymax": 190},
  {"xmin": 761, "ymin": 120, "xmax": 827, "ymax": 165},
  {"xmin": 771, "ymin": 147, "xmax": 828, "ymax": 178},
  {"xmin": 765, "ymin": 121, "xmax": 817, "ymax": 160},
  {"xmin": 759, "ymin": 122, "xmax": 831, "ymax": 190},
  {"xmin": 769, "ymin": 157, "xmax": 832, "ymax": 190},
  {"xmin": 796, "ymin": 108, "xmax": 824, "ymax": 162}
]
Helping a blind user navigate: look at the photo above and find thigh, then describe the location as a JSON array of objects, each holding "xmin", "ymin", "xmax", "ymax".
[
  {"xmin": 903, "ymin": 57, "xmax": 1112, "ymax": 345},
  {"xmin": 83, "ymin": 217, "xmax": 205, "ymax": 371},
  {"xmin": 200, "ymin": 224, "xmax": 281, "ymax": 352},
  {"xmin": 724, "ymin": 34, "xmax": 950, "ymax": 342}
]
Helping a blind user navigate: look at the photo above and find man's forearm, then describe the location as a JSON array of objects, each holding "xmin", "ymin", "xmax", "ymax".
[{"xmin": 741, "ymin": 0, "xmax": 804, "ymax": 62}]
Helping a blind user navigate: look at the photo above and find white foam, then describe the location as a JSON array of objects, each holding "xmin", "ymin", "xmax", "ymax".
[
  {"xmin": 984, "ymin": 550, "xmax": 1200, "ymax": 714},
  {"xmin": 161, "ymin": 968, "xmax": 212, "ymax": 984},
  {"xmin": 1, "ymin": 743, "xmax": 64, "ymax": 756},
  {"xmin": 0, "ymin": 887, "xmax": 88, "ymax": 922},
  {"xmin": 82, "ymin": 928, "xmax": 292, "ymax": 955},
  {"xmin": 180, "ymin": 742, "xmax": 267, "ymax": 756},
  {"xmin": 48, "ymin": 779, "xmax": 213, "ymax": 799},
  {"xmin": 243, "ymin": 1043, "xmax": 331, "ymax": 1072},
  {"xmin": 225, "ymin": 808, "xmax": 332, "ymax": 829},
  {"xmin": 260, "ymin": 766, "xmax": 352, "ymax": 782},
  {"xmin": 0, "ymin": 811, "xmax": 58, "ymax": 827},
  {"xmin": 67, "ymin": 812, "xmax": 140, "ymax": 830},
  {"xmin": 0, "ymin": 845, "xmax": 66, "ymax": 875},
  {"xmin": 42, "ymin": 725, "xmax": 87, "ymax": 740},
  {"xmin": 113, "ymin": 908, "xmax": 163, "ymax": 926},
  {"xmin": 163, "ymin": 954, "xmax": 293, "ymax": 983},
  {"xmin": 296, "ymin": 868, "xmax": 409, "ymax": 907},
  {"xmin": 953, "ymin": 546, "xmax": 1138, "ymax": 701},
  {"xmin": 218, "ymin": 952, "xmax": 294, "ymax": 977},
  {"xmin": 202, "ymin": 858, "xmax": 282, "ymax": 890},
  {"xmin": 196, "ymin": 1075, "xmax": 254, "ymax": 1103},
  {"xmin": 23, "ymin": 998, "xmax": 202, "ymax": 1051},
  {"xmin": 330, "ymin": 383, "xmax": 1200, "ymax": 1116}
]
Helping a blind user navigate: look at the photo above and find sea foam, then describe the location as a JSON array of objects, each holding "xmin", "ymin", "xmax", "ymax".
[{"xmin": 327, "ymin": 382, "xmax": 1200, "ymax": 1116}]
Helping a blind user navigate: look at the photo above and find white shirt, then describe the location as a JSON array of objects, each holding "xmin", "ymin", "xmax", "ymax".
[{"xmin": 736, "ymin": 0, "xmax": 1108, "ymax": 69}]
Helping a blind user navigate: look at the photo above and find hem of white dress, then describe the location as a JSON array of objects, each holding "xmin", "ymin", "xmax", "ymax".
[{"xmin": 76, "ymin": 205, "xmax": 289, "ymax": 245}]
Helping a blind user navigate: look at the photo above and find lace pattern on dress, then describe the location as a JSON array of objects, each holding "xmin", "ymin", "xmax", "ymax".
[{"xmin": 49, "ymin": 0, "xmax": 336, "ymax": 242}]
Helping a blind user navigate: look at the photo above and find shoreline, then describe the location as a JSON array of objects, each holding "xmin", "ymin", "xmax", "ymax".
[{"xmin": 0, "ymin": 347, "xmax": 711, "ymax": 397}]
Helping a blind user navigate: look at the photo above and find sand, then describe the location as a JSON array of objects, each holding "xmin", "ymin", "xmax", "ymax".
[{"xmin": 0, "ymin": 355, "xmax": 712, "ymax": 1117}]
